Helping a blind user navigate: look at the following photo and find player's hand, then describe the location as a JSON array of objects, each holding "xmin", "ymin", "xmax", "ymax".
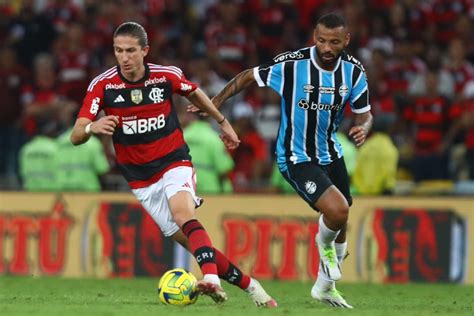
[
  {"xmin": 186, "ymin": 104, "xmax": 209, "ymax": 116},
  {"xmin": 218, "ymin": 120, "xmax": 240, "ymax": 149},
  {"xmin": 348, "ymin": 125, "xmax": 368, "ymax": 147},
  {"xmin": 90, "ymin": 115, "xmax": 119, "ymax": 136}
]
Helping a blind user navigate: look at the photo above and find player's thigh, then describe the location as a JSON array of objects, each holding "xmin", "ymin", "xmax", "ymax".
[
  {"xmin": 281, "ymin": 162, "xmax": 333, "ymax": 211},
  {"xmin": 132, "ymin": 180, "xmax": 179, "ymax": 237},
  {"xmin": 163, "ymin": 166, "xmax": 202, "ymax": 203},
  {"xmin": 326, "ymin": 157, "xmax": 353, "ymax": 207},
  {"xmin": 163, "ymin": 166, "xmax": 203, "ymax": 223}
]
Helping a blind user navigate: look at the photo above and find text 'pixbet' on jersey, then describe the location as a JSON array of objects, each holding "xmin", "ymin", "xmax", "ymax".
[{"xmin": 122, "ymin": 114, "xmax": 166, "ymax": 135}]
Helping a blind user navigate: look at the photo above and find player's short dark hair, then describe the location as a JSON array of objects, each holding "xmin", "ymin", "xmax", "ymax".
[
  {"xmin": 113, "ymin": 22, "xmax": 148, "ymax": 47},
  {"xmin": 316, "ymin": 13, "xmax": 347, "ymax": 29}
]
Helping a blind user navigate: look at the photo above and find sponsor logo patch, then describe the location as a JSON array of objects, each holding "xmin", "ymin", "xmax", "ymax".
[{"xmin": 130, "ymin": 89, "xmax": 143, "ymax": 104}]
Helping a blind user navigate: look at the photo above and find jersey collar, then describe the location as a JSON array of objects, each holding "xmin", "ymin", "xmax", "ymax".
[
  {"xmin": 310, "ymin": 46, "xmax": 341, "ymax": 73},
  {"xmin": 117, "ymin": 63, "xmax": 150, "ymax": 85}
]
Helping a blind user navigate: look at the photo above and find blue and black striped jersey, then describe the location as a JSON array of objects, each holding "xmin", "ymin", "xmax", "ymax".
[{"xmin": 253, "ymin": 46, "xmax": 371, "ymax": 170}]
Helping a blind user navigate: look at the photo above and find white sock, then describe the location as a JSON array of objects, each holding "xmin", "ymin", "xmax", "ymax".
[
  {"xmin": 203, "ymin": 274, "xmax": 221, "ymax": 286},
  {"xmin": 314, "ymin": 267, "xmax": 335, "ymax": 292},
  {"xmin": 335, "ymin": 241, "xmax": 347, "ymax": 262},
  {"xmin": 245, "ymin": 278, "xmax": 258, "ymax": 291},
  {"xmin": 317, "ymin": 215, "xmax": 340, "ymax": 246}
]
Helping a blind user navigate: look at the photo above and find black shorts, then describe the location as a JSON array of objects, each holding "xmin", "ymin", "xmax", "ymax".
[{"xmin": 280, "ymin": 157, "xmax": 352, "ymax": 211}]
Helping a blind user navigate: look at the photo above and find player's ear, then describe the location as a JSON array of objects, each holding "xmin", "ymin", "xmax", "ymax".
[
  {"xmin": 344, "ymin": 32, "xmax": 350, "ymax": 48},
  {"xmin": 142, "ymin": 45, "xmax": 150, "ymax": 57}
]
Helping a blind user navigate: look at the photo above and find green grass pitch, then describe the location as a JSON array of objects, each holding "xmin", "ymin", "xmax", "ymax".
[{"xmin": 1, "ymin": 277, "xmax": 473, "ymax": 315}]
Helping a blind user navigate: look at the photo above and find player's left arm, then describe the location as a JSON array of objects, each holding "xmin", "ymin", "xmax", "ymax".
[
  {"xmin": 348, "ymin": 64, "xmax": 373, "ymax": 147},
  {"xmin": 186, "ymin": 88, "xmax": 240, "ymax": 149},
  {"xmin": 349, "ymin": 111, "xmax": 373, "ymax": 147}
]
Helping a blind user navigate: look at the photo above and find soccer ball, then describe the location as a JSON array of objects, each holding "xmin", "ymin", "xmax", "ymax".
[{"xmin": 157, "ymin": 268, "xmax": 199, "ymax": 305}]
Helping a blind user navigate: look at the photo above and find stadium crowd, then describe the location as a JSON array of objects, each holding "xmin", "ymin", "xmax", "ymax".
[{"xmin": 1, "ymin": 0, "xmax": 474, "ymax": 195}]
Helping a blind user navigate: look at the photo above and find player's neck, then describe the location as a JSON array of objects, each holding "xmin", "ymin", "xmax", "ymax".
[
  {"xmin": 121, "ymin": 64, "xmax": 146, "ymax": 82},
  {"xmin": 316, "ymin": 60, "xmax": 337, "ymax": 71}
]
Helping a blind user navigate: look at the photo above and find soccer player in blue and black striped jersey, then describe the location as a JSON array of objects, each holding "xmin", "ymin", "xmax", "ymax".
[{"xmin": 202, "ymin": 13, "xmax": 373, "ymax": 308}]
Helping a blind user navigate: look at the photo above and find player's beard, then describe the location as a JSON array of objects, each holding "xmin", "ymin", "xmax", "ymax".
[{"xmin": 317, "ymin": 50, "xmax": 342, "ymax": 67}]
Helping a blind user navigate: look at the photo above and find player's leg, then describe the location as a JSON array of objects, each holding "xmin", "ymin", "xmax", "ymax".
[
  {"xmin": 328, "ymin": 157, "xmax": 351, "ymax": 267},
  {"xmin": 281, "ymin": 162, "xmax": 345, "ymax": 281},
  {"xmin": 168, "ymin": 191, "xmax": 227, "ymax": 303},
  {"xmin": 310, "ymin": 189, "xmax": 352, "ymax": 308},
  {"xmin": 311, "ymin": 158, "xmax": 353, "ymax": 308},
  {"xmin": 132, "ymin": 167, "xmax": 226, "ymax": 303},
  {"xmin": 314, "ymin": 186, "xmax": 347, "ymax": 281},
  {"xmin": 172, "ymin": 230, "xmax": 277, "ymax": 307}
]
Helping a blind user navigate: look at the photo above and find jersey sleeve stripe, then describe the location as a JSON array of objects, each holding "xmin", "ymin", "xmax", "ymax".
[
  {"xmin": 150, "ymin": 69, "xmax": 183, "ymax": 79},
  {"xmin": 353, "ymin": 71, "xmax": 363, "ymax": 90},
  {"xmin": 353, "ymin": 85, "xmax": 367, "ymax": 102},
  {"xmin": 87, "ymin": 67, "xmax": 117, "ymax": 91},
  {"xmin": 253, "ymin": 67, "xmax": 265, "ymax": 87},
  {"xmin": 149, "ymin": 66, "xmax": 182, "ymax": 78},
  {"xmin": 352, "ymin": 104, "xmax": 371, "ymax": 113},
  {"xmin": 167, "ymin": 66, "xmax": 183, "ymax": 75}
]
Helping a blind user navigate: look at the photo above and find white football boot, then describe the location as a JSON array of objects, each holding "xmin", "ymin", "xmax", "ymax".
[
  {"xmin": 196, "ymin": 276, "xmax": 228, "ymax": 304},
  {"xmin": 311, "ymin": 285, "xmax": 353, "ymax": 309},
  {"xmin": 245, "ymin": 278, "xmax": 278, "ymax": 308}
]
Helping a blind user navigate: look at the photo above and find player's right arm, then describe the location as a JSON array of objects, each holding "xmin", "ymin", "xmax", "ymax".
[
  {"xmin": 70, "ymin": 76, "xmax": 119, "ymax": 145},
  {"xmin": 187, "ymin": 68, "xmax": 256, "ymax": 113},
  {"xmin": 70, "ymin": 116, "xmax": 119, "ymax": 145},
  {"xmin": 211, "ymin": 68, "xmax": 256, "ymax": 109}
]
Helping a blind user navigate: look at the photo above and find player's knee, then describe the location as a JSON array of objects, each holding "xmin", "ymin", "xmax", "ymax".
[
  {"xmin": 325, "ymin": 201, "xmax": 349, "ymax": 227},
  {"xmin": 173, "ymin": 208, "xmax": 196, "ymax": 228}
]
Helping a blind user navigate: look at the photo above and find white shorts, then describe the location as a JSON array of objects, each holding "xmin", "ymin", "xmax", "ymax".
[{"xmin": 132, "ymin": 166, "xmax": 202, "ymax": 237}]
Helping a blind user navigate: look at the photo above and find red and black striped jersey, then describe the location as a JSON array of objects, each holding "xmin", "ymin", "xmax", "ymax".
[{"xmin": 78, "ymin": 63, "xmax": 198, "ymax": 189}]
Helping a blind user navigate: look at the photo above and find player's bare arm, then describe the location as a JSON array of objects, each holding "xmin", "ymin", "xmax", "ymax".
[
  {"xmin": 186, "ymin": 88, "xmax": 240, "ymax": 149},
  {"xmin": 212, "ymin": 68, "xmax": 256, "ymax": 108},
  {"xmin": 348, "ymin": 111, "xmax": 373, "ymax": 147},
  {"xmin": 187, "ymin": 69, "xmax": 256, "ymax": 114},
  {"xmin": 70, "ymin": 115, "xmax": 119, "ymax": 145}
]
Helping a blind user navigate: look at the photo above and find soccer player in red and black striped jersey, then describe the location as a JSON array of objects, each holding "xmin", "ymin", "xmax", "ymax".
[{"xmin": 71, "ymin": 22, "xmax": 276, "ymax": 307}]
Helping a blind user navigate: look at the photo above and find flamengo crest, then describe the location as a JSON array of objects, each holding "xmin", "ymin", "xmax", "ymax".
[{"xmin": 149, "ymin": 87, "xmax": 164, "ymax": 103}]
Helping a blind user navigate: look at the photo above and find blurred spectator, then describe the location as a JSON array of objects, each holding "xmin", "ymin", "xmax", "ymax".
[
  {"xmin": 55, "ymin": 126, "xmax": 110, "ymax": 191},
  {"xmin": 7, "ymin": 0, "xmax": 57, "ymax": 67},
  {"xmin": 19, "ymin": 121, "xmax": 59, "ymax": 191},
  {"xmin": 255, "ymin": 90, "xmax": 281, "ymax": 157},
  {"xmin": 443, "ymin": 38, "xmax": 474, "ymax": 97},
  {"xmin": 404, "ymin": 67, "xmax": 454, "ymax": 181},
  {"xmin": 229, "ymin": 101, "xmax": 270, "ymax": 192},
  {"xmin": 409, "ymin": 60, "xmax": 455, "ymax": 100},
  {"xmin": 385, "ymin": 38, "xmax": 426, "ymax": 96},
  {"xmin": 20, "ymin": 53, "xmax": 77, "ymax": 138},
  {"xmin": 43, "ymin": 0, "xmax": 82, "ymax": 33},
  {"xmin": 251, "ymin": 0, "xmax": 299, "ymax": 62},
  {"xmin": 53, "ymin": 22, "xmax": 92, "ymax": 104},
  {"xmin": 365, "ymin": 15, "xmax": 393, "ymax": 56},
  {"xmin": 445, "ymin": 81, "xmax": 474, "ymax": 180},
  {"xmin": 181, "ymin": 112, "xmax": 234, "ymax": 194},
  {"xmin": 189, "ymin": 58, "xmax": 227, "ymax": 98},
  {"xmin": 352, "ymin": 116, "xmax": 399, "ymax": 195},
  {"xmin": 0, "ymin": 45, "xmax": 29, "ymax": 184},
  {"xmin": 204, "ymin": 0, "xmax": 256, "ymax": 79}
]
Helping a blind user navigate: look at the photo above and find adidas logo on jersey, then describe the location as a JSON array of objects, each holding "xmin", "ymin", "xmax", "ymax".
[{"xmin": 114, "ymin": 95, "xmax": 125, "ymax": 103}]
